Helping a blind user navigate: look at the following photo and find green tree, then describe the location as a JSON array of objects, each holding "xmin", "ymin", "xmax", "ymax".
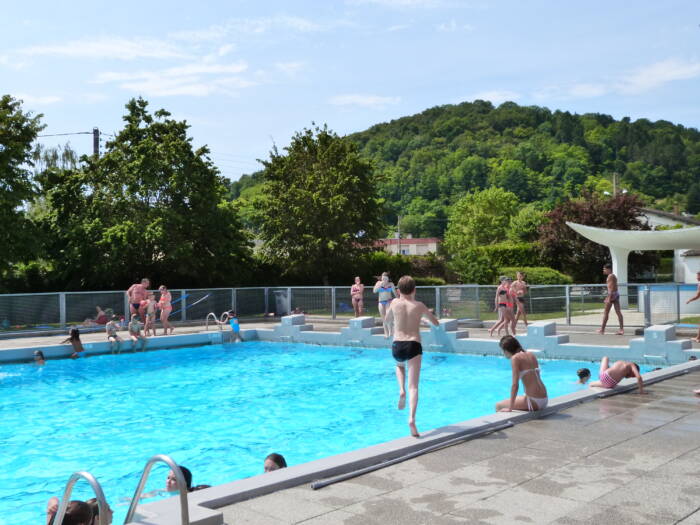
[
  {"xmin": 254, "ymin": 125, "xmax": 384, "ymax": 284},
  {"xmin": 687, "ymin": 183, "xmax": 700, "ymax": 215},
  {"xmin": 444, "ymin": 187, "xmax": 520, "ymax": 253},
  {"xmin": 39, "ymin": 98, "xmax": 251, "ymax": 289},
  {"xmin": 507, "ymin": 203, "xmax": 547, "ymax": 242},
  {"xmin": 538, "ymin": 193, "xmax": 655, "ymax": 282},
  {"xmin": 0, "ymin": 95, "xmax": 44, "ymax": 278}
]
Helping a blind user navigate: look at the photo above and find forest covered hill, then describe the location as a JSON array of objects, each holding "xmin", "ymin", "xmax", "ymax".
[{"xmin": 231, "ymin": 100, "xmax": 700, "ymax": 237}]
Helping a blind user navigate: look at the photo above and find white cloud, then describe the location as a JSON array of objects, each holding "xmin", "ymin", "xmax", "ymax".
[
  {"xmin": 436, "ymin": 19, "xmax": 474, "ymax": 32},
  {"xmin": 348, "ymin": 0, "xmax": 442, "ymax": 7},
  {"xmin": 568, "ymin": 83, "xmax": 608, "ymax": 98},
  {"xmin": 19, "ymin": 36, "xmax": 188, "ymax": 60},
  {"xmin": 387, "ymin": 24, "xmax": 411, "ymax": 32},
  {"xmin": 329, "ymin": 94, "xmax": 401, "ymax": 108},
  {"xmin": 94, "ymin": 60, "xmax": 254, "ymax": 97},
  {"xmin": 170, "ymin": 15, "xmax": 327, "ymax": 42},
  {"xmin": 616, "ymin": 58, "xmax": 700, "ymax": 94},
  {"xmin": 468, "ymin": 90, "xmax": 520, "ymax": 105},
  {"xmin": 275, "ymin": 61, "xmax": 305, "ymax": 75},
  {"xmin": 531, "ymin": 58, "xmax": 700, "ymax": 103},
  {"xmin": 94, "ymin": 61, "xmax": 248, "ymax": 83},
  {"xmin": 217, "ymin": 44, "xmax": 236, "ymax": 57},
  {"xmin": 13, "ymin": 93, "xmax": 61, "ymax": 105}
]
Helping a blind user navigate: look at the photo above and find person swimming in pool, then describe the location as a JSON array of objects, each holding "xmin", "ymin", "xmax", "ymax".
[
  {"xmin": 373, "ymin": 272, "xmax": 397, "ymax": 338},
  {"xmin": 495, "ymin": 335, "xmax": 549, "ymax": 412},
  {"xmin": 577, "ymin": 368, "xmax": 591, "ymax": 384},
  {"xmin": 384, "ymin": 275, "xmax": 439, "ymax": 438},
  {"xmin": 61, "ymin": 327, "xmax": 85, "ymax": 358},
  {"xmin": 589, "ymin": 356, "xmax": 644, "ymax": 394}
]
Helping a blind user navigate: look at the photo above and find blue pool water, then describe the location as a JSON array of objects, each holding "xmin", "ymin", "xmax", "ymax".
[{"xmin": 0, "ymin": 342, "xmax": 649, "ymax": 524}]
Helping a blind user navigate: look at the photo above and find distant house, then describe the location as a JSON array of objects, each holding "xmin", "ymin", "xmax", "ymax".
[
  {"xmin": 640, "ymin": 208, "xmax": 700, "ymax": 283},
  {"xmin": 376, "ymin": 236, "xmax": 441, "ymax": 256}
]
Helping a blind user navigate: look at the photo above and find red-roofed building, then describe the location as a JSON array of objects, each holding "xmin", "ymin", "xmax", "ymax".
[{"xmin": 376, "ymin": 236, "xmax": 441, "ymax": 256}]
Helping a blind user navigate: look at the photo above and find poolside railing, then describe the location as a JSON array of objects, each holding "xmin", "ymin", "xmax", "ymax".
[{"xmin": 0, "ymin": 283, "xmax": 696, "ymax": 335}]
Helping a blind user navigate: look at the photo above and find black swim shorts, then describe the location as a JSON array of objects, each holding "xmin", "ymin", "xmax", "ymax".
[{"xmin": 392, "ymin": 340, "xmax": 423, "ymax": 363}]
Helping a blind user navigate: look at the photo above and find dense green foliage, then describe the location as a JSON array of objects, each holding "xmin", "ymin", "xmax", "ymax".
[
  {"xmin": 477, "ymin": 243, "xmax": 541, "ymax": 269},
  {"xmin": 498, "ymin": 266, "xmax": 573, "ymax": 285},
  {"xmin": 252, "ymin": 125, "xmax": 385, "ymax": 285},
  {"xmin": 0, "ymin": 95, "xmax": 44, "ymax": 276},
  {"xmin": 346, "ymin": 100, "xmax": 700, "ymax": 235},
  {"xmin": 35, "ymin": 98, "xmax": 253, "ymax": 290},
  {"xmin": 539, "ymin": 192, "xmax": 655, "ymax": 283}
]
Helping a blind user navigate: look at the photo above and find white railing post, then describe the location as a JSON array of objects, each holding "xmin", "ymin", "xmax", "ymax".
[
  {"xmin": 264, "ymin": 288, "xmax": 269, "ymax": 315},
  {"xmin": 287, "ymin": 287, "xmax": 292, "ymax": 315},
  {"xmin": 676, "ymin": 283, "xmax": 681, "ymax": 324},
  {"xmin": 565, "ymin": 285, "xmax": 571, "ymax": 325},
  {"xmin": 59, "ymin": 292, "xmax": 66, "ymax": 328},
  {"xmin": 331, "ymin": 287, "xmax": 336, "ymax": 319},
  {"xmin": 123, "ymin": 292, "xmax": 130, "ymax": 321},
  {"xmin": 232, "ymin": 288, "xmax": 237, "ymax": 312},
  {"xmin": 435, "ymin": 287, "xmax": 441, "ymax": 319},
  {"xmin": 475, "ymin": 285, "xmax": 480, "ymax": 320},
  {"xmin": 180, "ymin": 290, "xmax": 187, "ymax": 322},
  {"xmin": 644, "ymin": 285, "xmax": 652, "ymax": 326}
]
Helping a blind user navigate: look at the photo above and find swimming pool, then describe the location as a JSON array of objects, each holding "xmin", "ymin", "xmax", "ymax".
[{"xmin": 0, "ymin": 342, "xmax": 650, "ymax": 524}]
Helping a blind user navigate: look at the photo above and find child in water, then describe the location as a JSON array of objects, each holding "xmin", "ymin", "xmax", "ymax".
[{"xmin": 61, "ymin": 328, "xmax": 84, "ymax": 358}]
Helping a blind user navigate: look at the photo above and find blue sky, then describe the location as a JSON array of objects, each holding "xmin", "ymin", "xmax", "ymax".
[{"xmin": 3, "ymin": 0, "xmax": 699, "ymax": 181}]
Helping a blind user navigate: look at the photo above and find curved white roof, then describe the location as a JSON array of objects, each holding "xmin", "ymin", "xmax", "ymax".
[{"xmin": 566, "ymin": 222, "xmax": 700, "ymax": 250}]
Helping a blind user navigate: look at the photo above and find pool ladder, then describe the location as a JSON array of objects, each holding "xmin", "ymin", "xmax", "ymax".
[
  {"xmin": 53, "ymin": 470, "xmax": 109, "ymax": 525},
  {"xmin": 125, "ymin": 454, "xmax": 190, "ymax": 524},
  {"xmin": 52, "ymin": 455, "xmax": 190, "ymax": 525},
  {"xmin": 205, "ymin": 311, "xmax": 231, "ymax": 331}
]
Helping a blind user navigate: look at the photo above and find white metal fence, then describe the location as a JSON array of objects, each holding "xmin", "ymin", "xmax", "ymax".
[{"xmin": 1, "ymin": 283, "xmax": 695, "ymax": 336}]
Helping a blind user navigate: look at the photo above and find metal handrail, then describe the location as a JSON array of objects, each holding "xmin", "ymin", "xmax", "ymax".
[
  {"xmin": 53, "ymin": 471, "xmax": 109, "ymax": 525},
  {"xmin": 124, "ymin": 454, "xmax": 189, "ymax": 525},
  {"xmin": 205, "ymin": 312, "xmax": 219, "ymax": 331}
]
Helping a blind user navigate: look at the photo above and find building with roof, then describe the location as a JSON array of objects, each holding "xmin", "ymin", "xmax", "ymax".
[{"xmin": 376, "ymin": 236, "xmax": 441, "ymax": 256}]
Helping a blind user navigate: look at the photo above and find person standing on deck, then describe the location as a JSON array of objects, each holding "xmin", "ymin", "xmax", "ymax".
[
  {"xmin": 685, "ymin": 271, "xmax": 700, "ymax": 343},
  {"xmin": 373, "ymin": 272, "xmax": 397, "ymax": 338},
  {"xmin": 510, "ymin": 271, "xmax": 529, "ymax": 332},
  {"xmin": 126, "ymin": 278, "xmax": 150, "ymax": 320},
  {"xmin": 384, "ymin": 275, "xmax": 439, "ymax": 438},
  {"xmin": 598, "ymin": 263, "xmax": 624, "ymax": 335}
]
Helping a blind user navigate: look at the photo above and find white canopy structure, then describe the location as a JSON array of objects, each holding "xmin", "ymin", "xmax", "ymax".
[{"xmin": 566, "ymin": 222, "xmax": 700, "ymax": 286}]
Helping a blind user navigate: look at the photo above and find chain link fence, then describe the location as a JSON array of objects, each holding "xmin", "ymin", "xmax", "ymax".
[{"xmin": 0, "ymin": 283, "xmax": 695, "ymax": 336}]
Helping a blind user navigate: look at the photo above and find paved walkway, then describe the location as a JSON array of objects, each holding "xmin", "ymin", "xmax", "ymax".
[{"xmin": 220, "ymin": 370, "xmax": 700, "ymax": 524}]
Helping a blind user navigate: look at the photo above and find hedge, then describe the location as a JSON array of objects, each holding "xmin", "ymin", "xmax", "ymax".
[
  {"xmin": 477, "ymin": 242, "xmax": 540, "ymax": 268},
  {"xmin": 414, "ymin": 276, "xmax": 446, "ymax": 286},
  {"xmin": 497, "ymin": 266, "xmax": 573, "ymax": 285}
]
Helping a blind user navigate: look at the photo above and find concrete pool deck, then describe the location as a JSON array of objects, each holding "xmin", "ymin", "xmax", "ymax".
[{"xmin": 218, "ymin": 369, "xmax": 700, "ymax": 524}]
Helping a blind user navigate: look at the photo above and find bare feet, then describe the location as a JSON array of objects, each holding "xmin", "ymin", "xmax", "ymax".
[
  {"xmin": 616, "ymin": 329, "xmax": 624, "ymax": 335},
  {"xmin": 596, "ymin": 329, "xmax": 604, "ymax": 334},
  {"xmin": 693, "ymin": 338, "xmax": 700, "ymax": 343},
  {"xmin": 408, "ymin": 421, "xmax": 420, "ymax": 438},
  {"xmin": 694, "ymin": 389, "xmax": 700, "ymax": 396},
  {"xmin": 398, "ymin": 393, "xmax": 406, "ymax": 410}
]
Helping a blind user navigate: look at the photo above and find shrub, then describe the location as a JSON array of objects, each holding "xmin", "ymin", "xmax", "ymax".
[
  {"xmin": 414, "ymin": 276, "xmax": 446, "ymax": 286},
  {"xmin": 478, "ymin": 242, "xmax": 540, "ymax": 268},
  {"xmin": 498, "ymin": 266, "xmax": 573, "ymax": 285}
]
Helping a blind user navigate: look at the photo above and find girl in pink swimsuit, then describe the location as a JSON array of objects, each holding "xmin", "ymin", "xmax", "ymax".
[
  {"xmin": 351, "ymin": 276, "xmax": 364, "ymax": 317},
  {"xmin": 159, "ymin": 285, "xmax": 173, "ymax": 335}
]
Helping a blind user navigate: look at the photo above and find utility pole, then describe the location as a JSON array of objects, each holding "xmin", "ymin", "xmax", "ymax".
[
  {"xmin": 612, "ymin": 172, "xmax": 618, "ymax": 196},
  {"xmin": 92, "ymin": 127, "xmax": 100, "ymax": 158},
  {"xmin": 397, "ymin": 215, "xmax": 401, "ymax": 256}
]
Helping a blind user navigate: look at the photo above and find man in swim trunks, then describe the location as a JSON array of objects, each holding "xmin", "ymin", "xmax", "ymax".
[
  {"xmin": 589, "ymin": 356, "xmax": 644, "ymax": 394},
  {"xmin": 126, "ymin": 278, "xmax": 150, "ymax": 319},
  {"xmin": 685, "ymin": 271, "xmax": 700, "ymax": 343},
  {"xmin": 598, "ymin": 263, "xmax": 624, "ymax": 335},
  {"xmin": 384, "ymin": 275, "xmax": 439, "ymax": 438}
]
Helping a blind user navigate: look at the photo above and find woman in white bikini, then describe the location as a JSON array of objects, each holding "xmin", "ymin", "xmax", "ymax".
[{"xmin": 495, "ymin": 335, "xmax": 548, "ymax": 412}]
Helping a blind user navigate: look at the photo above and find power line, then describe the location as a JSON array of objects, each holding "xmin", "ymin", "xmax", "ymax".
[{"xmin": 37, "ymin": 131, "xmax": 92, "ymax": 137}]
